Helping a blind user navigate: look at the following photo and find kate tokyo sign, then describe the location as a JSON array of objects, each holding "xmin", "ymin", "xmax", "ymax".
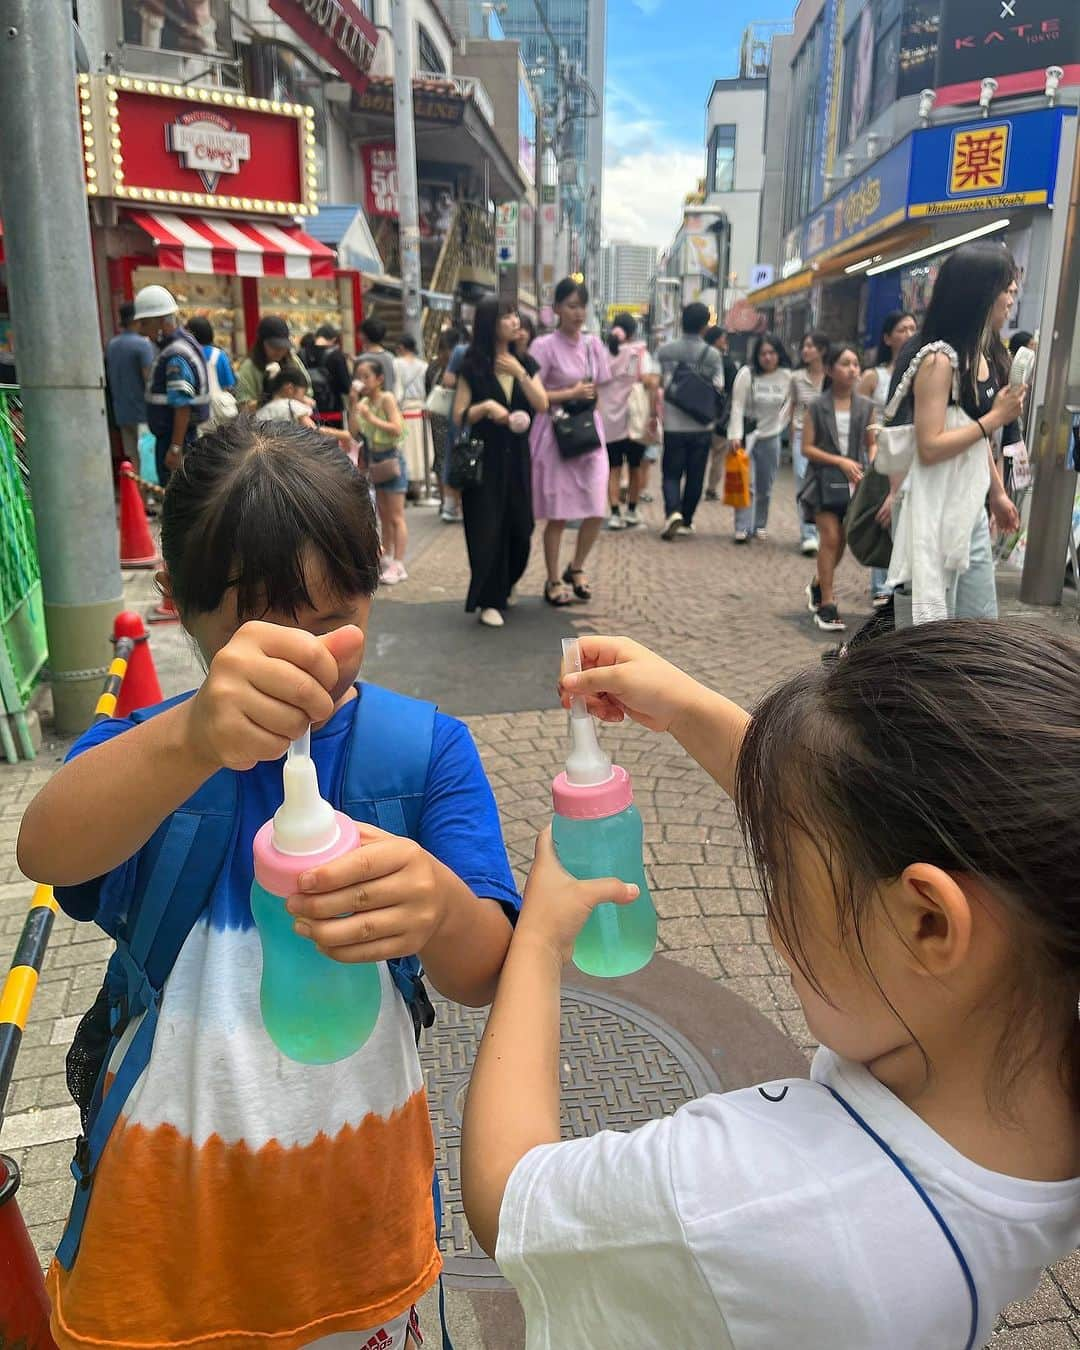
[
  {"xmin": 166, "ymin": 112, "xmax": 251, "ymax": 193},
  {"xmin": 268, "ymin": 0, "xmax": 379, "ymax": 97}
]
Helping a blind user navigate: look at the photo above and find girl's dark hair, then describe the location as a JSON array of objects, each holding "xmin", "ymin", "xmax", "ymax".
[
  {"xmin": 554, "ymin": 277, "xmax": 588, "ymax": 315},
  {"xmin": 399, "ymin": 334, "xmax": 419, "ymax": 354},
  {"xmin": 161, "ymin": 416, "xmax": 381, "ymax": 619},
  {"xmin": 799, "ymin": 330, "xmax": 829, "ymax": 367},
  {"xmin": 821, "ymin": 342, "xmax": 860, "ymax": 391},
  {"xmin": 893, "ymin": 242, "xmax": 1017, "ymax": 419},
  {"xmin": 517, "ymin": 314, "xmax": 536, "ymax": 347},
  {"xmin": 356, "ymin": 357, "xmax": 387, "ymax": 386},
  {"xmin": 187, "ymin": 315, "xmax": 213, "ymax": 346},
  {"xmin": 752, "ymin": 332, "xmax": 792, "ymax": 376},
  {"xmin": 735, "ymin": 620, "xmax": 1080, "ymax": 1102},
  {"xmin": 607, "ymin": 311, "xmax": 638, "ymax": 354},
  {"xmin": 463, "ymin": 298, "xmax": 516, "ymax": 382},
  {"xmin": 251, "ymin": 316, "xmax": 291, "ymax": 371},
  {"xmin": 875, "ymin": 310, "xmax": 915, "ymax": 367},
  {"xmin": 1009, "ymin": 330, "xmax": 1034, "ymax": 357},
  {"xmin": 262, "ymin": 360, "xmax": 306, "ymax": 400}
]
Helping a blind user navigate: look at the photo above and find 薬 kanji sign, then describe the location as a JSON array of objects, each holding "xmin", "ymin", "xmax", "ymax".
[{"xmin": 948, "ymin": 124, "xmax": 1009, "ymax": 194}]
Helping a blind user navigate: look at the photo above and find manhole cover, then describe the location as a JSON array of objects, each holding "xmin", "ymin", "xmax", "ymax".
[{"xmin": 420, "ymin": 985, "xmax": 721, "ymax": 1287}]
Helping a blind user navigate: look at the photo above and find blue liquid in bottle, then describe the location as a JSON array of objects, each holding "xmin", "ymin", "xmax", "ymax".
[
  {"xmin": 553, "ymin": 803, "xmax": 656, "ymax": 978},
  {"xmin": 250, "ymin": 730, "xmax": 381, "ymax": 1065}
]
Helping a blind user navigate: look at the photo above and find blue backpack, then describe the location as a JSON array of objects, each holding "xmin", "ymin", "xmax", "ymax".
[{"xmin": 56, "ymin": 683, "xmax": 442, "ymax": 1276}]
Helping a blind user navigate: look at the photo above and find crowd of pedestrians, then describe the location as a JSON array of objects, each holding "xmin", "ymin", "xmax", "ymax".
[{"xmin": 107, "ymin": 244, "xmax": 1035, "ymax": 638}]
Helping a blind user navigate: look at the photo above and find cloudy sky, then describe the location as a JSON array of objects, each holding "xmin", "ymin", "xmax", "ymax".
[{"xmin": 603, "ymin": 0, "xmax": 793, "ymax": 250}]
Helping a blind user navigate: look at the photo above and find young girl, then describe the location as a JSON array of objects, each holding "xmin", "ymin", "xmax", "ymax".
[
  {"xmin": 790, "ymin": 330, "xmax": 829, "ymax": 557},
  {"xmin": 350, "ymin": 357, "xmax": 409, "ymax": 586},
  {"xmin": 461, "ymin": 626, "xmax": 1080, "ymax": 1349},
  {"xmin": 801, "ymin": 342, "xmax": 877, "ymax": 633},
  {"xmin": 18, "ymin": 419, "xmax": 520, "ymax": 1350},
  {"xmin": 886, "ymin": 243, "xmax": 1024, "ymax": 625},
  {"xmin": 256, "ymin": 360, "xmax": 320, "ymax": 427},
  {"xmin": 598, "ymin": 312, "xmax": 656, "ymax": 531},
  {"xmin": 529, "ymin": 277, "xmax": 612, "ymax": 606},
  {"xmin": 727, "ymin": 332, "xmax": 794, "ymax": 544}
]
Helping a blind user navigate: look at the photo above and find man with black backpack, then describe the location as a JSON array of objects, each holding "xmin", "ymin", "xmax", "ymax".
[
  {"xmin": 657, "ymin": 302, "xmax": 728, "ymax": 540},
  {"xmin": 309, "ymin": 323, "xmax": 353, "ymax": 425}
]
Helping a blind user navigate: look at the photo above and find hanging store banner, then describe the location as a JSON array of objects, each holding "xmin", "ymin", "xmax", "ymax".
[
  {"xmin": 907, "ymin": 106, "xmax": 1073, "ymax": 215},
  {"xmin": 934, "ymin": 0, "xmax": 1079, "ymax": 105},
  {"xmin": 496, "ymin": 202, "xmax": 519, "ymax": 266},
  {"xmin": 802, "ymin": 137, "xmax": 913, "ymax": 263},
  {"xmin": 267, "ymin": 0, "xmax": 379, "ymax": 98},
  {"xmin": 363, "ymin": 144, "xmax": 400, "ymax": 217},
  {"xmin": 78, "ymin": 75, "xmax": 317, "ymax": 215}
]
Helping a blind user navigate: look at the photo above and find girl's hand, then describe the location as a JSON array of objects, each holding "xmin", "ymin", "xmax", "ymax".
[
  {"xmin": 839, "ymin": 457, "xmax": 863, "ymax": 485},
  {"xmin": 286, "ymin": 823, "xmax": 448, "ymax": 962},
  {"xmin": 559, "ymin": 635, "xmax": 700, "ymax": 732},
  {"xmin": 495, "ymin": 353, "xmax": 525, "ymax": 381},
  {"xmin": 579, "ymin": 380, "xmax": 597, "ymax": 401},
  {"xmin": 486, "ymin": 400, "xmax": 510, "ymax": 426},
  {"xmin": 185, "ymin": 622, "xmax": 364, "ymax": 771},
  {"xmin": 514, "ymin": 829, "xmax": 638, "ymax": 964},
  {"xmin": 875, "ymin": 492, "xmax": 894, "ymax": 526},
  {"xmin": 990, "ymin": 486, "xmax": 1020, "ymax": 533},
  {"xmin": 989, "ymin": 383, "xmax": 1026, "ymax": 429}
]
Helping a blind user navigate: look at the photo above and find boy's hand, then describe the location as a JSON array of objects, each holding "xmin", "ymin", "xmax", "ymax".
[
  {"xmin": 185, "ymin": 621, "xmax": 365, "ymax": 772},
  {"xmin": 286, "ymin": 823, "xmax": 448, "ymax": 963},
  {"xmin": 515, "ymin": 829, "xmax": 638, "ymax": 965},
  {"xmin": 560, "ymin": 635, "xmax": 700, "ymax": 732}
]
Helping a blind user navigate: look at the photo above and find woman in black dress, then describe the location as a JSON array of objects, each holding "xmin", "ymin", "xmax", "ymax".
[{"xmin": 452, "ymin": 299, "xmax": 548, "ymax": 627}]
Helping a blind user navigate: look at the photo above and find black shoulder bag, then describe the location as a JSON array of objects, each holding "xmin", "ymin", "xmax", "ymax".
[
  {"xmin": 666, "ymin": 346, "xmax": 718, "ymax": 426},
  {"xmin": 551, "ymin": 340, "xmax": 602, "ymax": 459}
]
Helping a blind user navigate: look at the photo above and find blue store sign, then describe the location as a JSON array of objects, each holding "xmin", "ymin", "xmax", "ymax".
[
  {"xmin": 799, "ymin": 106, "xmax": 1074, "ymax": 265},
  {"xmin": 907, "ymin": 106, "xmax": 1073, "ymax": 217},
  {"xmin": 803, "ymin": 138, "xmax": 913, "ymax": 264}
]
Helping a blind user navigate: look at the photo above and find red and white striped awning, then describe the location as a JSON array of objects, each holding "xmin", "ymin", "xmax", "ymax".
[{"xmin": 126, "ymin": 211, "xmax": 335, "ymax": 279}]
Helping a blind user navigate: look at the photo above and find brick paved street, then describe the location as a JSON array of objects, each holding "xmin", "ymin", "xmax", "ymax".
[{"xmin": 1, "ymin": 471, "xmax": 1077, "ymax": 1346}]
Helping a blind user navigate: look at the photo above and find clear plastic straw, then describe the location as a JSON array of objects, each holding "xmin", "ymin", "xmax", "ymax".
[
  {"xmin": 289, "ymin": 726, "xmax": 311, "ymax": 760},
  {"xmin": 562, "ymin": 637, "xmax": 589, "ymax": 720}
]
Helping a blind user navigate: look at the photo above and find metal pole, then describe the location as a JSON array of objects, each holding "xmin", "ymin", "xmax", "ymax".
[
  {"xmin": 0, "ymin": 3, "xmax": 123, "ymax": 732},
  {"xmin": 1020, "ymin": 115, "xmax": 1080, "ymax": 606},
  {"xmin": 390, "ymin": 0, "xmax": 424, "ymax": 351}
]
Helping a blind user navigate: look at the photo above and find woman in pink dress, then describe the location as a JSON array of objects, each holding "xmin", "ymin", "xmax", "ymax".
[{"xmin": 529, "ymin": 278, "xmax": 612, "ymax": 606}]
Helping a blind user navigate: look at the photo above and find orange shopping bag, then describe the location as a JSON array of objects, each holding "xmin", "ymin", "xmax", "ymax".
[{"xmin": 722, "ymin": 447, "xmax": 751, "ymax": 509}]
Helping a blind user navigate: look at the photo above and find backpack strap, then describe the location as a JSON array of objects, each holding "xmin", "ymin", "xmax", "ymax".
[
  {"xmin": 56, "ymin": 707, "xmax": 238, "ymax": 1270},
  {"xmin": 883, "ymin": 342, "xmax": 961, "ymax": 424},
  {"xmin": 343, "ymin": 683, "xmax": 438, "ymax": 1037},
  {"xmin": 826, "ymin": 1087, "xmax": 978, "ymax": 1350}
]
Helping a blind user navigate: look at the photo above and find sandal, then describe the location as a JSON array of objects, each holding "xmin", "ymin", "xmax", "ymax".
[
  {"xmin": 562, "ymin": 566, "xmax": 592, "ymax": 601},
  {"xmin": 544, "ymin": 580, "xmax": 574, "ymax": 607}
]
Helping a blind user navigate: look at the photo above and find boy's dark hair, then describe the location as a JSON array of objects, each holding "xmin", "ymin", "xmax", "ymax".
[
  {"xmin": 735, "ymin": 620, "xmax": 1080, "ymax": 1103},
  {"xmin": 1009, "ymin": 330, "xmax": 1034, "ymax": 357},
  {"xmin": 703, "ymin": 325, "xmax": 726, "ymax": 346},
  {"xmin": 360, "ymin": 317, "xmax": 386, "ymax": 345},
  {"xmin": 187, "ymin": 315, "xmax": 214, "ymax": 346},
  {"xmin": 161, "ymin": 416, "xmax": 380, "ymax": 620},
  {"xmin": 682, "ymin": 303, "xmax": 710, "ymax": 335},
  {"xmin": 399, "ymin": 334, "xmax": 419, "ymax": 354},
  {"xmin": 119, "ymin": 301, "xmax": 136, "ymax": 327}
]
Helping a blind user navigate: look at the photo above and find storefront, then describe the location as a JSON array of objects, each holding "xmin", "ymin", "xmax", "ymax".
[
  {"xmin": 748, "ymin": 105, "xmax": 1076, "ymax": 349},
  {"xmin": 77, "ymin": 74, "xmax": 355, "ymax": 354}
]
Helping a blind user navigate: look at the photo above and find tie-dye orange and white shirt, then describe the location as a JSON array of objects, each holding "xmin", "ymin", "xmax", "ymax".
[{"xmin": 49, "ymin": 695, "xmax": 521, "ymax": 1350}]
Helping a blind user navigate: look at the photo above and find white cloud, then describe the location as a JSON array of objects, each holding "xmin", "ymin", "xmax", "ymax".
[
  {"xmin": 629, "ymin": 0, "xmax": 664, "ymax": 13},
  {"xmin": 602, "ymin": 147, "xmax": 703, "ymax": 248}
]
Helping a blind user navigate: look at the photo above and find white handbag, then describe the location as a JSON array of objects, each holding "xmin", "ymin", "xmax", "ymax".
[
  {"xmin": 425, "ymin": 382, "xmax": 454, "ymax": 419},
  {"xmin": 627, "ymin": 382, "xmax": 651, "ymax": 443},
  {"xmin": 875, "ymin": 341, "xmax": 962, "ymax": 477}
]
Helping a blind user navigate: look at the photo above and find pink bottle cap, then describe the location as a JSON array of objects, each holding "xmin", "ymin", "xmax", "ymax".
[
  {"xmin": 552, "ymin": 764, "xmax": 633, "ymax": 820},
  {"xmin": 253, "ymin": 811, "xmax": 358, "ymax": 897}
]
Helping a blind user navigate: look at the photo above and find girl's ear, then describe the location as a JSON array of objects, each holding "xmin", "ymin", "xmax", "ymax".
[
  {"xmin": 888, "ymin": 863, "xmax": 974, "ymax": 979},
  {"xmin": 154, "ymin": 568, "xmax": 173, "ymax": 604}
]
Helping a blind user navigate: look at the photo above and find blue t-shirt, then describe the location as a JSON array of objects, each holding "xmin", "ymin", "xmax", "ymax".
[
  {"xmin": 57, "ymin": 689, "xmax": 521, "ymax": 935},
  {"xmin": 105, "ymin": 329, "xmax": 156, "ymax": 426}
]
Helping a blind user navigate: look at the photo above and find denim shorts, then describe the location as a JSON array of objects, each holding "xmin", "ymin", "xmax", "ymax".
[{"xmin": 370, "ymin": 448, "xmax": 408, "ymax": 494}]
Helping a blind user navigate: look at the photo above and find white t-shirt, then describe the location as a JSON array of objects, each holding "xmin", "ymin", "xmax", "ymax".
[
  {"xmin": 255, "ymin": 396, "xmax": 311, "ymax": 422},
  {"xmin": 497, "ymin": 1047, "xmax": 1080, "ymax": 1350},
  {"xmin": 835, "ymin": 408, "xmax": 851, "ymax": 458}
]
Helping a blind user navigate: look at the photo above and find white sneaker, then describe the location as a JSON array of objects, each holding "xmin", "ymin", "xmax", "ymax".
[
  {"xmin": 801, "ymin": 537, "xmax": 820, "ymax": 556},
  {"xmin": 380, "ymin": 558, "xmax": 407, "ymax": 585},
  {"xmin": 624, "ymin": 506, "xmax": 642, "ymax": 527},
  {"xmin": 677, "ymin": 522, "xmax": 696, "ymax": 535},
  {"xmin": 478, "ymin": 607, "xmax": 504, "ymax": 627},
  {"xmin": 606, "ymin": 513, "xmax": 626, "ymax": 530},
  {"xmin": 662, "ymin": 511, "xmax": 683, "ymax": 541},
  {"xmin": 394, "ymin": 561, "xmax": 408, "ymax": 583},
  {"xmin": 734, "ymin": 530, "xmax": 750, "ymax": 544}
]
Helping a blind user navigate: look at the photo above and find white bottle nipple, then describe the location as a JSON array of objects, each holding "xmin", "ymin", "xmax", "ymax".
[
  {"xmin": 271, "ymin": 727, "xmax": 341, "ymax": 856},
  {"xmin": 561, "ymin": 638, "xmax": 613, "ymax": 787}
]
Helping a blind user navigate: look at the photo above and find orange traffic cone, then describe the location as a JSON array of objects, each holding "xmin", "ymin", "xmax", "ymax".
[
  {"xmin": 0, "ymin": 1153, "xmax": 58, "ymax": 1348},
  {"xmin": 113, "ymin": 611, "xmax": 163, "ymax": 716},
  {"xmin": 147, "ymin": 592, "xmax": 180, "ymax": 625},
  {"xmin": 118, "ymin": 460, "xmax": 157, "ymax": 568}
]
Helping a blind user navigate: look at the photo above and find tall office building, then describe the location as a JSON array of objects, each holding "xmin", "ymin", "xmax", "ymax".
[
  {"xmin": 501, "ymin": 0, "xmax": 606, "ymax": 290},
  {"xmin": 599, "ymin": 240, "xmax": 658, "ymax": 317}
]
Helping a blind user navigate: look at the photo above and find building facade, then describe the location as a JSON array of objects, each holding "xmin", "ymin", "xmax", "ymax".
[
  {"xmin": 598, "ymin": 240, "xmax": 658, "ymax": 320},
  {"xmin": 500, "ymin": 0, "xmax": 606, "ymax": 298},
  {"xmin": 749, "ymin": 0, "xmax": 1079, "ymax": 354}
]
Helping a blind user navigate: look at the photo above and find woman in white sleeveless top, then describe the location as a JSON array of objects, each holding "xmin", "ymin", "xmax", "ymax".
[{"xmin": 857, "ymin": 311, "xmax": 916, "ymax": 605}]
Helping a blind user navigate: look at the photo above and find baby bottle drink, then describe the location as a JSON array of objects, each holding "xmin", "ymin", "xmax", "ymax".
[
  {"xmin": 552, "ymin": 639, "xmax": 657, "ymax": 978},
  {"xmin": 251, "ymin": 728, "xmax": 381, "ymax": 1064}
]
